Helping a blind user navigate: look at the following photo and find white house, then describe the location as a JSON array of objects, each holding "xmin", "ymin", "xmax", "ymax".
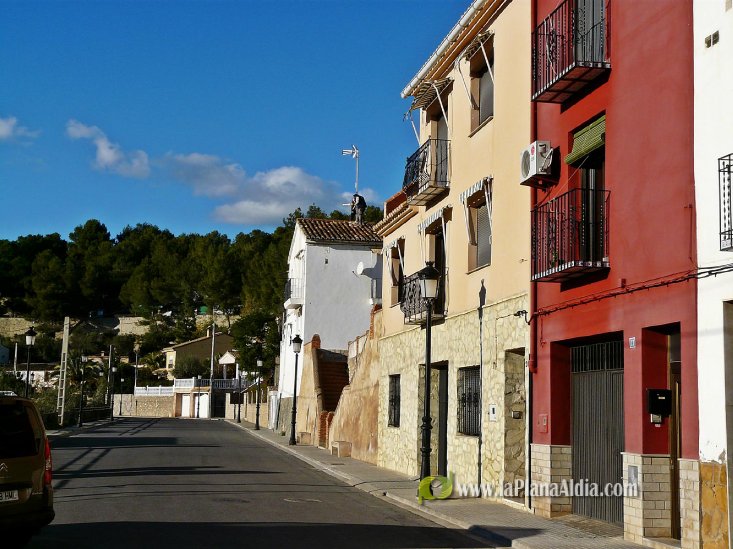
[
  {"xmin": 275, "ymin": 218, "xmax": 382, "ymax": 423},
  {"xmin": 694, "ymin": 2, "xmax": 733, "ymax": 545}
]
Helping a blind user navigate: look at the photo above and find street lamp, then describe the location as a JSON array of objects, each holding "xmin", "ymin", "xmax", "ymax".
[
  {"xmin": 236, "ymin": 371, "xmax": 242, "ymax": 424},
  {"xmin": 417, "ymin": 261, "xmax": 440, "ymax": 479},
  {"xmin": 196, "ymin": 375, "xmax": 202, "ymax": 419},
  {"xmin": 289, "ymin": 335, "xmax": 302, "ymax": 445},
  {"xmin": 78, "ymin": 355, "xmax": 88, "ymax": 427},
  {"xmin": 24, "ymin": 326, "xmax": 37, "ymax": 398},
  {"xmin": 119, "ymin": 377, "xmax": 125, "ymax": 416},
  {"xmin": 110, "ymin": 365, "xmax": 117, "ymax": 421},
  {"xmin": 255, "ymin": 358, "xmax": 263, "ymax": 430}
]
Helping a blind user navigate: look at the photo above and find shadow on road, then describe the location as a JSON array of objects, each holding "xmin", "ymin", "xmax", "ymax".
[{"xmin": 27, "ymin": 521, "xmax": 509, "ymax": 548}]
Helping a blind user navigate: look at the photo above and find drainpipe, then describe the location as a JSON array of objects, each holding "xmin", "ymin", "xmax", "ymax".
[{"xmin": 527, "ymin": 0, "xmax": 538, "ymax": 512}]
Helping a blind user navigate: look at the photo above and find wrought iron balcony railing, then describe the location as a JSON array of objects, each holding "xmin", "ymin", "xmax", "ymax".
[
  {"xmin": 531, "ymin": 188, "xmax": 610, "ymax": 282},
  {"xmin": 399, "ymin": 270, "xmax": 446, "ymax": 325},
  {"xmin": 720, "ymin": 154, "xmax": 733, "ymax": 251},
  {"xmin": 402, "ymin": 139, "xmax": 450, "ymax": 206},
  {"xmin": 532, "ymin": 0, "xmax": 611, "ymax": 103},
  {"xmin": 284, "ymin": 277, "xmax": 304, "ymax": 309}
]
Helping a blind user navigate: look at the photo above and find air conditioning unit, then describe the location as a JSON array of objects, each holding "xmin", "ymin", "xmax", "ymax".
[{"xmin": 520, "ymin": 141, "xmax": 553, "ymax": 187}]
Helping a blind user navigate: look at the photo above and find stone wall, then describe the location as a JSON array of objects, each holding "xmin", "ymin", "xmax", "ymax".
[
  {"xmin": 113, "ymin": 394, "xmax": 174, "ymax": 417},
  {"xmin": 530, "ymin": 444, "xmax": 572, "ymax": 517},
  {"xmin": 0, "ymin": 317, "xmax": 35, "ymax": 338},
  {"xmin": 328, "ymin": 316, "xmax": 381, "ymax": 465},
  {"xmin": 699, "ymin": 460, "xmax": 726, "ymax": 549},
  {"xmin": 295, "ymin": 339, "xmax": 320, "ymax": 445},
  {"xmin": 623, "ymin": 453, "xmax": 677, "ymax": 542},
  {"xmin": 378, "ymin": 293, "xmax": 529, "ymax": 491}
]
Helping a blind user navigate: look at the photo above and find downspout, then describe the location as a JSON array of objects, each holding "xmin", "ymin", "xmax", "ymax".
[{"xmin": 527, "ymin": 0, "xmax": 538, "ymax": 512}]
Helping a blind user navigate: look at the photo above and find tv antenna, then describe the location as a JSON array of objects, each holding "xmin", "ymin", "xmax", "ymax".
[{"xmin": 341, "ymin": 145, "xmax": 359, "ymax": 194}]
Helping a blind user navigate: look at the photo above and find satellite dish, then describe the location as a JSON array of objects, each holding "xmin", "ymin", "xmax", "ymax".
[{"xmin": 355, "ymin": 261, "xmax": 365, "ymax": 276}]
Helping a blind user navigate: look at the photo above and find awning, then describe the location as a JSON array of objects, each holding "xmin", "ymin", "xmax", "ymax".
[
  {"xmin": 409, "ymin": 78, "xmax": 453, "ymax": 111},
  {"xmin": 383, "ymin": 237, "xmax": 404, "ymax": 254},
  {"xmin": 565, "ymin": 115, "xmax": 606, "ymax": 166},
  {"xmin": 417, "ymin": 205, "xmax": 451, "ymax": 233},
  {"xmin": 459, "ymin": 177, "xmax": 491, "ymax": 204},
  {"xmin": 463, "ymin": 30, "xmax": 494, "ymax": 60}
]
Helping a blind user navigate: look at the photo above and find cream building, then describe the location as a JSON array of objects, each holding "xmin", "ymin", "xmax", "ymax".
[{"xmin": 376, "ymin": 0, "xmax": 531, "ymax": 501}]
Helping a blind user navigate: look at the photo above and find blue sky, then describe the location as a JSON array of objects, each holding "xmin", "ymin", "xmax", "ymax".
[{"xmin": 0, "ymin": 0, "xmax": 468, "ymax": 240}]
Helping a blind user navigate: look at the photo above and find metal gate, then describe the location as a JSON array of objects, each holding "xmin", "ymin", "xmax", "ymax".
[{"xmin": 571, "ymin": 340, "xmax": 624, "ymax": 524}]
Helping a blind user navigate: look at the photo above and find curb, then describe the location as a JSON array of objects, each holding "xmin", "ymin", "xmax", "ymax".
[
  {"xmin": 47, "ymin": 418, "xmax": 119, "ymax": 439},
  {"xmin": 229, "ymin": 421, "xmax": 513, "ymax": 547}
]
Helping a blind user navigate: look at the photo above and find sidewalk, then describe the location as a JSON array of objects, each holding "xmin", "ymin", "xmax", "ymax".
[
  {"xmin": 46, "ymin": 418, "xmax": 117, "ymax": 439},
  {"xmin": 230, "ymin": 420, "xmax": 648, "ymax": 549}
]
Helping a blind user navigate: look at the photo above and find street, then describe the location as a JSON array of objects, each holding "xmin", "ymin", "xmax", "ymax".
[{"xmin": 31, "ymin": 418, "xmax": 490, "ymax": 548}]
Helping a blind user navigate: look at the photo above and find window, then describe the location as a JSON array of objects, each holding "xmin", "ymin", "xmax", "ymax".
[
  {"xmin": 462, "ymin": 179, "xmax": 493, "ymax": 271},
  {"xmin": 426, "ymin": 91, "xmax": 450, "ymax": 142},
  {"xmin": 470, "ymin": 38, "xmax": 494, "ymax": 130},
  {"xmin": 468, "ymin": 200, "xmax": 492, "ymax": 270},
  {"xmin": 388, "ymin": 240, "xmax": 405, "ymax": 306},
  {"xmin": 579, "ymin": 148, "xmax": 605, "ymax": 263},
  {"xmin": 457, "ymin": 367, "xmax": 480, "ymax": 436},
  {"xmin": 388, "ymin": 374, "xmax": 400, "ymax": 427}
]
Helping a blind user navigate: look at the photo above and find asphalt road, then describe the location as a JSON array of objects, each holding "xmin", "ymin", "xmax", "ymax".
[{"xmin": 29, "ymin": 418, "xmax": 491, "ymax": 548}]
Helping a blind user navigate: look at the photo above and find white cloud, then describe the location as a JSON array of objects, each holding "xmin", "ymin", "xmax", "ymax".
[
  {"xmin": 165, "ymin": 153, "xmax": 245, "ymax": 197},
  {"xmin": 66, "ymin": 119, "xmax": 150, "ymax": 179},
  {"xmin": 0, "ymin": 116, "xmax": 40, "ymax": 141}
]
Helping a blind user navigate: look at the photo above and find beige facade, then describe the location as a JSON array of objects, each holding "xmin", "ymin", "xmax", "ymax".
[{"xmin": 377, "ymin": 0, "xmax": 531, "ymax": 499}]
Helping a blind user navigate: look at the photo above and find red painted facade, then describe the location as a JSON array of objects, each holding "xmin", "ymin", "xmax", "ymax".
[{"xmin": 531, "ymin": 0, "xmax": 697, "ymax": 458}]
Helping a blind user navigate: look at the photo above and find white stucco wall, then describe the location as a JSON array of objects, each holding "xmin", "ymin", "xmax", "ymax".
[
  {"xmin": 694, "ymin": 0, "xmax": 733, "ymax": 463},
  {"xmin": 277, "ymin": 224, "xmax": 382, "ymax": 398}
]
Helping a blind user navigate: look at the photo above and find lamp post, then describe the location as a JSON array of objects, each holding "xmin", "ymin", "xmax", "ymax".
[
  {"xmin": 417, "ymin": 261, "xmax": 440, "ymax": 479},
  {"xmin": 236, "ymin": 371, "xmax": 242, "ymax": 424},
  {"xmin": 24, "ymin": 326, "xmax": 37, "ymax": 398},
  {"xmin": 119, "ymin": 377, "xmax": 125, "ymax": 416},
  {"xmin": 78, "ymin": 355, "xmax": 88, "ymax": 427},
  {"xmin": 110, "ymin": 365, "xmax": 117, "ymax": 421},
  {"xmin": 196, "ymin": 375, "xmax": 202, "ymax": 419},
  {"xmin": 289, "ymin": 335, "xmax": 302, "ymax": 445},
  {"xmin": 255, "ymin": 359, "xmax": 263, "ymax": 430}
]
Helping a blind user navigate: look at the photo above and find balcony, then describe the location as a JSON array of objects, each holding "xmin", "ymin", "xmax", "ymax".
[
  {"xmin": 532, "ymin": 0, "xmax": 611, "ymax": 103},
  {"xmin": 284, "ymin": 277, "xmax": 304, "ymax": 309},
  {"xmin": 399, "ymin": 270, "xmax": 446, "ymax": 325},
  {"xmin": 402, "ymin": 139, "xmax": 450, "ymax": 206},
  {"xmin": 720, "ymin": 154, "xmax": 733, "ymax": 251},
  {"xmin": 531, "ymin": 188, "xmax": 609, "ymax": 282}
]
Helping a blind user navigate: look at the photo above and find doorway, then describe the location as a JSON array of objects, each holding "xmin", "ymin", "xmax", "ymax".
[
  {"xmin": 571, "ymin": 340, "xmax": 624, "ymax": 524},
  {"xmin": 418, "ymin": 362, "xmax": 448, "ymax": 477},
  {"xmin": 668, "ymin": 330, "xmax": 682, "ymax": 540}
]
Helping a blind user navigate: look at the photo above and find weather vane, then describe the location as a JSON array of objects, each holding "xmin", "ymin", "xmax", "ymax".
[{"xmin": 341, "ymin": 145, "xmax": 359, "ymax": 194}]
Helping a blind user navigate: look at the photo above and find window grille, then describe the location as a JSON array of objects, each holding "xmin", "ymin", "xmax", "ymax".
[
  {"xmin": 457, "ymin": 367, "xmax": 480, "ymax": 436},
  {"xmin": 720, "ymin": 153, "xmax": 733, "ymax": 251},
  {"xmin": 388, "ymin": 375, "xmax": 400, "ymax": 427}
]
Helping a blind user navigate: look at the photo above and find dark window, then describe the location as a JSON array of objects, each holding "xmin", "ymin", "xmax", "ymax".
[
  {"xmin": 476, "ymin": 202, "xmax": 492, "ymax": 267},
  {"xmin": 457, "ymin": 367, "xmax": 481, "ymax": 436},
  {"xmin": 388, "ymin": 375, "xmax": 400, "ymax": 427},
  {"xmin": 579, "ymin": 148, "xmax": 605, "ymax": 263},
  {"xmin": 0, "ymin": 402, "xmax": 39, "ymax": 458},
  {"xmin": 470, "ymin": 40, "xmax": 494, "ymax": 130},
  {"xmin": 390, "ymin": 241, "xmax": 405, "ymax": 305}
]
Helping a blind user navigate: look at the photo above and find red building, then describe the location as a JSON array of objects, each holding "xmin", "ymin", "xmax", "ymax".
[{"xmin": 528, "ymin": 0, "xmax": 698, "ymax": 545}]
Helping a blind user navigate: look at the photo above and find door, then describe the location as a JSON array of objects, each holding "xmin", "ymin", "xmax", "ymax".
[
  {"xmin": 668, "ymin": 331, "xmax": 682, "ymax": 540},
  {"xmin": 181, "ymin": 394, "xmax": 191, "ymax": 418},
  {"xmin": 571, "ymin": 340, "xmax": 624, "ymax": 524},
  {"xmin": 194, "ymin": 393, "xmax": 210, "ymax": 418},
  {"xmin": 437, "ymin": 367, "xmax": 448, "ymax": 477}
]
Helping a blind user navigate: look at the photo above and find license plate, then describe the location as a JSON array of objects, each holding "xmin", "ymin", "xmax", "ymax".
[{"xmin": 0, "ymin": 490, "xmax": 19, "ymax": 503}]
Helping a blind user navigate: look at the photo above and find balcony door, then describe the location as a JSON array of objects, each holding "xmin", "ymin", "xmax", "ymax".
[
  {"xmin": 430, "ymin": 229, "xmax": 446, "ymax": 315},
  {"xmin": 576, "ymin": 0, "xmax": 605, "ymax": 64},
  {"xmin": 579, "ymin": 148, "xmax": 605, "ymax": 263}
]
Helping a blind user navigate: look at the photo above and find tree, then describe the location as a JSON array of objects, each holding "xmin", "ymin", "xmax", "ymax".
[
  {"xmin": 172, "ymin": 355, "xmax": 208, "ymax": 379},
  {"xmin": 231, "ymin": 310, "xmax": 279, "ymax": 382}
]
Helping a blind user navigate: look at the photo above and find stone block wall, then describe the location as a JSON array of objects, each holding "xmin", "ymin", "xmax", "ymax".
[
  {"xmin": 680, "ymin": 458, "xmax": 701, "ymax": 549},
  {"xmin": 623, "ymin": 453, "xmax": 673, "ymax": 542},
  {"xmin": 530, "ymin": 443, "xmax": 572, "ymax": 517},
  {"xmin": 378, "ymin": 293, "xmax": 529, "ymax": 491},
  {"xmin": 114, "ymin": 394, "xmax": 174, "ymax": 418}
]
